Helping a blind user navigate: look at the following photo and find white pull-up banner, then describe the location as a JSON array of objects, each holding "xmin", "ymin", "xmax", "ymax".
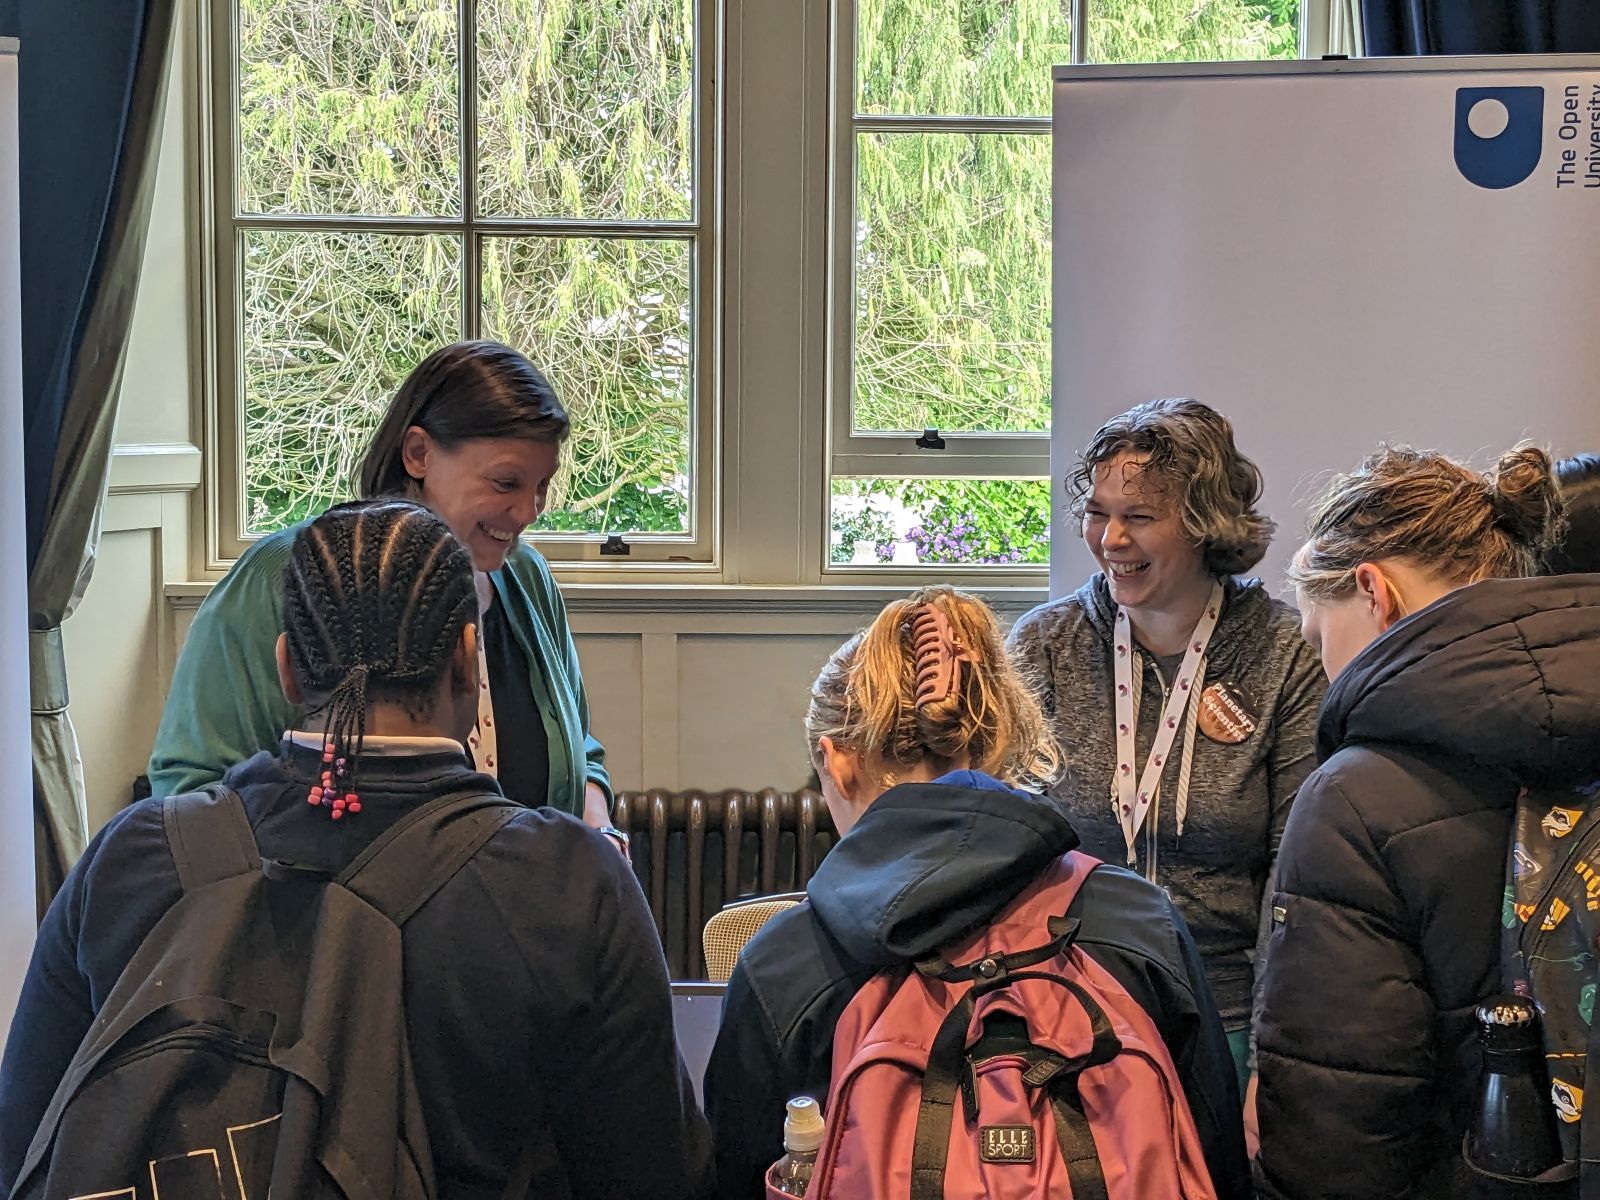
[
  {"xmin": 1051, "ymin": 56, "xmax": 1600, "ymax": 594},
  {"xmin": 0, "ymin": 37, "xmax": 32, "ymax": 1037}
]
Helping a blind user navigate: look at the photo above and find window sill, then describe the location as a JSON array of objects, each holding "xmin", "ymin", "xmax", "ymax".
[{"xmin": 165, "ymin": 579, "xmax": 1048, "ymax": 616}]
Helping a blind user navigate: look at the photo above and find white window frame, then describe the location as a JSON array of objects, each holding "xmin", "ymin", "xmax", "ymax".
[
  {"xmin": 199, "ymin": 0, "xmax": 720, "ymax": 572},
  {"xmin": 820, "ymin": 0, "xmax": 1323, "ymax": 583}
]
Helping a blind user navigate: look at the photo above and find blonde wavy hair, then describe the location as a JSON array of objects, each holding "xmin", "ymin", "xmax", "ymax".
[
  {"xmin": 1288, "ymin": 443, "xmax": 1564, "ymax": 600},
  {"xmin": 804, "ymin": 586, "xmax": 1060, "ymax": 790}
]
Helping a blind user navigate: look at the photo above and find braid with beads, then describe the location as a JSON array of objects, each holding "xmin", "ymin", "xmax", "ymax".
[{"xmin": 283, "ymin": 499, "xmax": 477, "ymax": 820}]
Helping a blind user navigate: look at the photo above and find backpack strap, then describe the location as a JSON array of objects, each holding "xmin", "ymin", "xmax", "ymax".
[
  {"xmin": 163, "ymin": 783, "xmax": 260, "ymax": 893},
  {"xmin": 910, "ymin": 969, "xmax": 1123, "ymax": 1200},
  {"xmin": 337, "ymin": 791, "xmax": 519, "ymax": 926},
  {"xmin": 1050, "ymin": 1083, "xmax": 1111, "ymax": 1200}
]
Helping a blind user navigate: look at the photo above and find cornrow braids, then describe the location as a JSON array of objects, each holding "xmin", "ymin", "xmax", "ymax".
[{"xmin": 283, "ymin": 499, "xmax": 477, "ymax": 820}]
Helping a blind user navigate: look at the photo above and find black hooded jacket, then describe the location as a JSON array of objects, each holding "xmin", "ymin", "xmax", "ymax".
[
  {"xmin": 703, "ymin": 771, "xmax": 1249, "ymax": 1200},
  {"xmin": 1255, "ymin": 576, "xmax": 1600, "ymax": 1199}
]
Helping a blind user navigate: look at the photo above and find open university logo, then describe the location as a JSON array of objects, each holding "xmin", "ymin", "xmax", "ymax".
[{"xmin": 1455, "ymin": 86, "xmax": 1544, "ymax": 188}]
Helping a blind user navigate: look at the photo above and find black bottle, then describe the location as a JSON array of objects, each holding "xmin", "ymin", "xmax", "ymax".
[{"xmin": 1465, "ymin": 995, "xmax": 1565, "ymax": 1179}]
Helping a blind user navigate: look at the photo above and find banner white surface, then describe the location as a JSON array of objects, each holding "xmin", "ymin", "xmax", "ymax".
[
  {"xmin": 1051, "ymin": 56, "xmax": 1600, "ymax": 595},
  {"xmin": 0, "ymin": 37, "xmax": 33, "ymax": 1036}
]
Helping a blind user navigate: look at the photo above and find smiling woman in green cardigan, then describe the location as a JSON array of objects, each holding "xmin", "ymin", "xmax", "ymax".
[{"xmin": 148, "ymin": 341, "xmax": 619, "ymax": 848}]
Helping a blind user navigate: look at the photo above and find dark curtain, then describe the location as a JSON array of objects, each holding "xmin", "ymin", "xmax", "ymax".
[
  {"xmin": 0, "ymin": 1, "xmax": 178, "ymax": 914},
  {"xmin": 1362, "ymin": 0, "xmax": 1600, "ymax": 55}
]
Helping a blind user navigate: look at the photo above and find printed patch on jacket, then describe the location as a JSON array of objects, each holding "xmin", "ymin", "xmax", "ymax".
[
  {"xmin": 1582, "ymin": 983, "xmax": 1596, "ymax": 1026},
  {"xmin": 1554, "ymin": 1079, "xmax": 1584, "ymax": 1124},
  {"xmin": 980, "ymin": 1126, "xmax": 1035, "ymax": 1163},
  {"xmin": 1514, "ymin": 844, "xmax": 1542, "ymax": 878},
  {"xmin": 1576, "ymin": 857, "xmax": 1600, "ymax": 911},
  {"xmin": 1544, "ymin": 807, "xmax": 1586, "ymax": 839},
  {"xmin": 1542, "ymin": 898, "xmax": 1572, "ymax": 932}
]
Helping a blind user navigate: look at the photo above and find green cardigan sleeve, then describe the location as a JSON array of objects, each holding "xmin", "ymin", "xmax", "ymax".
[
  {"xmin": 146, "ymin": 527, "xmax": 301, "ymax": 799},
  {"xmin": 499, "ymin": 546, "xmax": 612, "ymax": 810}
]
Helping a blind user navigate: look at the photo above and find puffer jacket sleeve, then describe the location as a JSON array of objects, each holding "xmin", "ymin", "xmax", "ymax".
[{"xmin": 1254, "ymin": 766, "xmax": 1437, "ymax": 1200}]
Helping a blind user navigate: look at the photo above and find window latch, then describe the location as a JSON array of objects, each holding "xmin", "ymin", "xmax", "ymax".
[
  {"xmin": 600, "ymin": 534, "xmax": 632, "ymax": 557},
  {"xmin": 915, "ymin": 428, "xmax": 946, "ymax": 451}
]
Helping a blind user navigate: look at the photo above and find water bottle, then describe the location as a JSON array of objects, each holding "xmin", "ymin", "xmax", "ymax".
[
  {"xmin": 770, "ymin": 1096, "xmax": 825, "ymax": 1197},
  {"xmin": 1465, "ymin": 995, "xmax": 1564, "ymax": 1179}
]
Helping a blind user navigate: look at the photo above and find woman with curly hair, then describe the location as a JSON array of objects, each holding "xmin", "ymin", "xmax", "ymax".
[{"xmin": 1009, "ymin": 398, "xmax": 1326, "ymax": 1089}]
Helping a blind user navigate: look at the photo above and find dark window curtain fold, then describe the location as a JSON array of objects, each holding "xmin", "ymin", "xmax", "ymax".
[
  {"xmin": 1361, "ymin": 0, "xmax": 1600, "ymax": 55},
  {"xmin": 3, "ymin": 1, "xmax": 178, "ymax": 916}
]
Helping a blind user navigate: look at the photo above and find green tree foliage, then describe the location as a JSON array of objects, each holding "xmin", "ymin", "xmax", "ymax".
[
  {"xmin": 841, "ymin": 0, "xmax": 1296, "ymax": 565},
  {"xmin": 235, "ymin": 0, "xmax": 1294, "ymax": 549},
  {"xmin": 238, "ymin": 0, "xmax": 693, "ymax": 533}
]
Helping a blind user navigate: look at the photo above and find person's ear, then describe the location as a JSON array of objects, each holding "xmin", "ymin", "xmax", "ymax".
[
  {"xmin": 450, "ymin": 621, "xmax": 480, "ymax": 696},
  {"xmin": 400, "ymin": 425, "xmax": 434, "ymax": 484},
  {"xmin": 1352, "ymin": 562, "xmax": 1407, "ymax": 630},
  {"xmin": 275, "ymin": 633, "xmax": 305, "ymax": 706},
  {"xmin": 818, "ymin": 736, "xmax": 863, "ymax": 805}
]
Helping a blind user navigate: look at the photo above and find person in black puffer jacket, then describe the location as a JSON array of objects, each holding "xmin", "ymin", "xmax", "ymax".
[{"xmin": 1255, "ymin": 443, "xmax": 1600, "ymax": 1200}]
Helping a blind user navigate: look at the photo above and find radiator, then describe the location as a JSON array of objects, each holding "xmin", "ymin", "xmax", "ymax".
[{"xmin": 611, "ymin": 788, "xmax": 837, "ymax": 980}]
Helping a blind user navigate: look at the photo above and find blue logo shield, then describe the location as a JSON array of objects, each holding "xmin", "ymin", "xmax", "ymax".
[{"xmin": 1455, "ymin": 87, "xmax": 1544, "ymax": 189}]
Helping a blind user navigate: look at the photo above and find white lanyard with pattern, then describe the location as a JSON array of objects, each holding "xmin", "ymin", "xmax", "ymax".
[
  {"xmin": 1112, "ymin": 581, "xmax": 1224, "ymax": 864},
  {"xmin": 467, "ymin": 581, "xmax": 498, "ymax": 778}
]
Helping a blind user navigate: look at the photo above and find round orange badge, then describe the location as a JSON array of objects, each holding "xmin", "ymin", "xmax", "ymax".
[{"xmin": 1197, "ymin": 682, "xmax": 1259, "ymax": 745}]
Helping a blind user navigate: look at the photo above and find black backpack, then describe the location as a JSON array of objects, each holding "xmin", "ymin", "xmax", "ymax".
[
  {"xmin": 9, "ymin": 784, "xmax": 533, "ymax": 1200},
  {"xmin": 1498, "ymin": 777, "xmax": 1600, "ymax": 1194}
]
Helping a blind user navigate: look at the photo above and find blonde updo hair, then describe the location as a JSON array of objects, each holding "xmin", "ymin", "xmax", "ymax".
[
  {"xmin": 804, "ymin": 586, "xmax": 1060, "ymax": 790},
  {"xmin": 1288, "ymin": 443, "xmax": 1565, "ymax": 601}
]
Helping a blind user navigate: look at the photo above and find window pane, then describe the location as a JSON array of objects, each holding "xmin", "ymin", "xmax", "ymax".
[
  {"xmin": 1090, "ymin": 0, "xmax": 1299, "ymax": 64},
  {"xmin": 482, "ymin": 237, "xmax": 692, "ymax": 535},
  {"xmin": 858, "ymin": 0, "xmax": 1070, "ymax": 118},
  {"xmin": 241, "ymin": 230, "xmax": 460, "ymax": 534},
  {"xmin": 477, "ymin": 0, "xmax": 694, "ymax": 220},
  {"xmin": 237, "ymin": 0, "xmax": 460, "ymax": 217},
  {"xmin": 831, "ymin": 478, "xmax": 1050, "ymax": 566},
  {"xmin": 854, "ymin": 132, "xmax": 1049, "ymax": 435}
]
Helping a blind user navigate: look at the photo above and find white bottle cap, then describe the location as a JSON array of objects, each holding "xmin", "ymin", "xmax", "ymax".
[{"xmin": 784, "ymin": 1095, "xmax": 825, "ymax": 1153}]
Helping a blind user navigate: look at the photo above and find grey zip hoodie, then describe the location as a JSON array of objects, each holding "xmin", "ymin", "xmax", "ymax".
[{"xmin": 1008, "ymin": 574, "xmax": 1326, "ymax": 1029}]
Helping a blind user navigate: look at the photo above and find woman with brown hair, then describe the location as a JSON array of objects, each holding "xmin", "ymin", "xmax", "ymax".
[
  {"xmin": 148, "ymin": 341, "xmax": 620, "ymax": 842},
  {"xmin": 1254, "ymin": 444, "xmax": 1600, "ymax": 1199},
  {"xmin": 1008, "ymin": 398, "xmax": 1326, "ymax": 1085},
  {"xmin": 705, "ymin": 585, "xmax": 1248, "ymax": 1199}
]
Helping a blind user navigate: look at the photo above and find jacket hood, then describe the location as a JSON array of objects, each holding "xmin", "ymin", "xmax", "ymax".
[
  {"xmin": 1320, "ymin": 575, "xmax": 1600, "ymax": 785},
  {"xmin": 805, "ymin": 771, "xmax": 1078, "ymax": 966}
]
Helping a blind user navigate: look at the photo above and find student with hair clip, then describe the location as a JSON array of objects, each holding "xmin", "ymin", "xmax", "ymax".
[
  {"xmin": 1008, "ymin": 398, "xmax": 1325, "ymax": 1090},
  {"xmin": 704, "ymin": 586, "xmax": 1248, "ymax": 1200},
  {"xmin": 149, "ymin": 341, "xmax": 624, "ymax": 852},
  {"xmin": 1255, "ymin": 445, "xmax": 1600, "ymax": 1200},
  {"xmin": 0, "ymin": 500, "xmax": 711, "ymax": 1200}
]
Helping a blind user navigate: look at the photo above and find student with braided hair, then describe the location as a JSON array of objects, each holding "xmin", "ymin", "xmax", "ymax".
[
  {"xmin": 149, "ymin": 341, "xmax": 624, "ymax": 852},
  {"xmin": 703, "ymin": 586, "xmax": 1248, "ymax": 1200},
  {"xmin": 0, "ymin": 500, "xmax": 712, "ymax": 1200}
]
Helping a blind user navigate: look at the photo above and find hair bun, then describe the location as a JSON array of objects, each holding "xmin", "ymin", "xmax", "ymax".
[{"xmin": 1490, "ymin": 443, "xmax": 1563, "ymax": 553}]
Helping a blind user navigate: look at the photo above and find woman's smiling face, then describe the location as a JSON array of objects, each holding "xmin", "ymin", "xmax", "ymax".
[{"xmin": 401, "ymin": 428, "xmax": 561, "ymax": 572}]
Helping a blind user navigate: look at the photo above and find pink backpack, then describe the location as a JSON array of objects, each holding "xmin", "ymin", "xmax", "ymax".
[{"xmin": 791, "ymin": 851, "xmax": 1217, "ymax": 1200}]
